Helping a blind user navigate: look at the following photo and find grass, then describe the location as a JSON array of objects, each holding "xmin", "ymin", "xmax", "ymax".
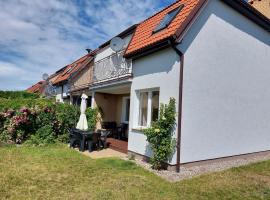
[{"xmin": 0, "ymin": 145, "xmax": 269, "ymax": 200}]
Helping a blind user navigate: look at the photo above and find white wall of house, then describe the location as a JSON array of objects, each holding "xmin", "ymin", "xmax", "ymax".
[
  {"xmin": 55, "ymin": 86, "xmax": 63, "ymax": 103},
  {"xmin": 177, "ymin": 0, "xmax": 270, "ymax": 163},
  {"xmin": 55, "ymin": 84, "xmax": 69, "ymax": 103},
  {"xmin": 94, "ymin": 34, "xmax": 133, "ymax": 62},
  {"xmin": 128, "ymin": 48, "xmax": 180, "ymax": 165}
]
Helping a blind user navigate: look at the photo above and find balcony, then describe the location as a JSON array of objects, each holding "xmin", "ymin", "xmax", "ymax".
[{"xmin": 92, "ymin": 52, "xmax": 132, "ymax": 85}]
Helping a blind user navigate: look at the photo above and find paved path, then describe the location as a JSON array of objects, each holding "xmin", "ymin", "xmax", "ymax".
[{"xmin": 81, "ymin": 148, "xmax": 127, "ymax": 159}]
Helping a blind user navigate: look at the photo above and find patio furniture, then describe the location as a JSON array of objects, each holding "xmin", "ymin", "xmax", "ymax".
[
  {"xmin": 88, "ymin": 132, "xmax": 101, "ymax": 152},
  {"xmin": 101, "ymin": 121, "xmax": 117, "ymax": 138},
  {"xmin": 69, "ymin": 128, "xmax": 83, "ymax": 150},
  {"xmin": 70, "ymin": 128, "xmax": 94, "ymax": 151},
  {"xmin": 97, "ymin": 129, "xmax": 110, "ymax": 148},
  {"xmin": 116, "ymin": 123, "xmax": 128, "ymax": 139}
]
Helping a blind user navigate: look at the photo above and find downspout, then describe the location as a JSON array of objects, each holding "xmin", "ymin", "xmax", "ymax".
[{"xmin": 172, "ymin": 45, "xmax": 184, "ymax": 173}]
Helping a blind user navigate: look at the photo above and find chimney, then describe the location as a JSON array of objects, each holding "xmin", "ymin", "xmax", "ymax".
[{"xmin": 86, "ymin": 48, "xmax": 92, "ymax": 54}]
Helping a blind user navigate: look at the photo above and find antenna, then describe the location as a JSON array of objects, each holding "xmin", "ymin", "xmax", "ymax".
[
  {"xmin": 42, "ymin": 73, "xmax": 49, "ymax": 81},
  {"xmin": 110, "ymin": 37, "xmax": 125, "ymax": 52}
]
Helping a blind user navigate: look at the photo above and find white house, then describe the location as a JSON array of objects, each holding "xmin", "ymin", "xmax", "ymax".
[
  {"xmin": 121, "ymin": 0, "xmax": 270, "ymax": 171},
  {"xmin": 41, "ymin": 0, "xmax": 270, "ymax": 172}
]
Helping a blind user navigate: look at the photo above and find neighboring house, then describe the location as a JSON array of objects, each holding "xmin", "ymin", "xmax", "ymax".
[
  {"xmin": 69, "ymin": 50, "xmax": 96, "ymax": 106},
  {"xmin": 120, "ymin": 0, "xmax": 269, "ymax": 171},
  {"xmin": 26, "ymin": 81, "xmax": 45, "ymax": 95},
  {"xmin": 44, "ymin": 66, "xmax": 67, "ymax": 98},
  {"xmin": 52, "ymin": 53, "xmax": 93, "ymax": 103},
  {"xmin": 249, "ymin": 0, "xmax": 270, "ymax": 19},
  {"xmin": 89, "ymin": 25, "xmax": 137, "ymax": 133}
]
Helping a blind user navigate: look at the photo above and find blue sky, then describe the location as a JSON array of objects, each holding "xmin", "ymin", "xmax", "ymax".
[{"xmin": 0, "ymin": 0, "xmax": 175, "ymax": 90}]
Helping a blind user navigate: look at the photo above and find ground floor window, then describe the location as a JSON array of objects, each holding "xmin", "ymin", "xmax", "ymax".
[
  {"xmin": 138, "ymin": 90, "xmax": 159, "ymax": 127},
  {"xmin": 122, "ymin": 97, "xmax": 130, "ymax": 123}
]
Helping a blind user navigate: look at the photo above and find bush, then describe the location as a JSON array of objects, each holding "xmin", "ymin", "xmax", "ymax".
[
  {"xmin": 85, "ymin": 107, "xmax": 101, "ymax": 131},
  {"xmin": 0, "ymin": 91, "xmax": 101, "ymax": 145},
  {"xmin": 0, "ymin": 102, "xmax": 80, "ymax": 145},
  {"xmin": 0, "ymin": 91, "xmax": 39, "ymax": 99},
  {"xmin": 55, "ymin": 103, "xmax": 80, "ymax": 142},
  {"xmin": 26, "ymin": 125, "xmax": 55, "ymax": 146},
  {"xmin": 0, "ymin": 98, "xmax": 53, "ymax": 111},
  {"xmin": 143, "ymin": 98, "xmax": 176, "ymax": 170}
]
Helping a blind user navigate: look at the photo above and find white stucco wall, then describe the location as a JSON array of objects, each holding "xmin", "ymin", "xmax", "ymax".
[
  {"xmin": 128, "ymin": 48, "xmax": 180, "ymax": 165},
  {"xmin": 177, "ymin": 0, "xmax": 270, "ymax": 163},
  {"xmin": 94, "ymin": 34, "xmax": 133, "ymax": 62}
]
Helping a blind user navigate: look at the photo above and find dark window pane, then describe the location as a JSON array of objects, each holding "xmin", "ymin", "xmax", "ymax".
[
  {"xmin": 153, "ymin": 5, "xmax": 184, "ymax": 33},
  {"xmin": 139, "ymin": 92, "xmax": 148, "ymax": 126},
  {"xmin": 125, "ymin": 98, "xmax": 130, "ymax": 121},
  {"xmin": 151, "ymin": 91, "xmax": 159, "ymax": 122}
]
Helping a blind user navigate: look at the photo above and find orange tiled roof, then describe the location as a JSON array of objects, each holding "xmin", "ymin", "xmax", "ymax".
[
  {"xmin": 53, "ymin": 54, "xmax": 93, "ymax": 85},
  {"xmin": 125, "ymin": 0, "xmax": 205, "ymax": 57},
  {"xmin": 26, "ymin": 81, "xmax": 45, "ymax": 94}
]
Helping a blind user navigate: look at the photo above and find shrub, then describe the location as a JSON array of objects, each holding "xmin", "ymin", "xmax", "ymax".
[
  {"xmin": 55, "ymin": 103, "xmax": 80, "ymax": 142},
  {"xmin": 0, "ymin": 91, "xmax": 101, "ymax": 145},
  {"xmin": 143, "ymin": 98, "xmax": 176, "ymax": 170},
  {"xmin": 4, "ymin": 107, "xmax": 37, "ymax": 144},
  {"xmin": 85, "ymin": 107, "xmax": 102, "ymax": 131},
  {"xmin": 26, "ymin": 125, "xmax": 55, "ymax": 146},
  {"xmin": 0, "ymin": 98, "xmax": 53, "ymax": 111},
  {"xmin": 0, "ymin": 91, "xmax": 39, "ymax": 99},
  {"xmin": 0, "ymin": 102, "xmax": 80, "ymax": 144}
]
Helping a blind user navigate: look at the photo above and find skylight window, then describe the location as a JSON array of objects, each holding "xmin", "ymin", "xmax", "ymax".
[{"xmin": 153, "ymin": 4, "xmax": 184, "ymax": 33}]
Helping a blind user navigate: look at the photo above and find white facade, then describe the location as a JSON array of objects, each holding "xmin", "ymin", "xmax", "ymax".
[
  {"xmin": 93, "ymin": 34, "xmax": 133, "ymax": 84},
  {"xmin": 55, "ymin": 84, "xmax": 70, "ymax": 103},
  {"xmin": 94, "ymin": 34, "xmax": 132, "ymax": 63},
  {"xmin": 177, "ymin": 0, "xmax": 270, "ymax": 163},
  {"xmin": 128, "ymin": 48, "xmax": 180, "ymax": 165}
]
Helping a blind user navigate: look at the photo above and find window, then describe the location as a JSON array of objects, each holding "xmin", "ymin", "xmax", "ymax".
[
  {"xmin": 122, "ymin": 97, "xmax": 130, "ymax": 123},
  {"xmin": 139, "ymin": 92, "xmax": 148, "ymax": 126},
  {"xmin": 151, "ymin": 91, "xmax": 159, "ymax": 122},
  {"xmin": 138, "ymin": 90, "xmax": 160, "ymax": 127},
  {"xmin": 153, "ymin": 4, "xmax": 184, "ymax": 33}
]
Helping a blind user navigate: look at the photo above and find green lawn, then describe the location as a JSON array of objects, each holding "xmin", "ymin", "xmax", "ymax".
[{"xmin": 0, "ymin": 144, "xmax": 270, "ymax": 200}]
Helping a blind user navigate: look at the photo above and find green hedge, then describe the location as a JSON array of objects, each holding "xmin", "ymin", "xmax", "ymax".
[
  {"xmin": 0, "ymin": 98, "xmax": 53, "ymax": 111},
  {"xmin": 0, "ymin": 91, "xmax": 39, "ymax": 99}
]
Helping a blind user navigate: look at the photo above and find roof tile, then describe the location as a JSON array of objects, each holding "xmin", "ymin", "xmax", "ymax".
[{"xmin": 124, "ymin": 0, "xmax": 203, "ymax": 57}]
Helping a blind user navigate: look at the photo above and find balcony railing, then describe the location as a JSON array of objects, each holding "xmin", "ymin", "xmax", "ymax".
[{"xmin": 92, "ymin": 52, "xmax": 132, "ymax": 84}]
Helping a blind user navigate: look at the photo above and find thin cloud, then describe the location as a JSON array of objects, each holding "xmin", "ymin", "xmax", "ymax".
[{"xmin": 0, "ymin": 0, "xmax": 174, "ymax": 90}]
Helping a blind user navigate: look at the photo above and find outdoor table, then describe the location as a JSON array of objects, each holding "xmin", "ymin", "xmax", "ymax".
[{"xmin": 73, "ymin": 129, "xmax": 94, "ymax": 152}]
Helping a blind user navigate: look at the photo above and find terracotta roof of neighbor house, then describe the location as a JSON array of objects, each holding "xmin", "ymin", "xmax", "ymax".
[
  {"xmin": 124, "ymin": 0, "xmax": 270, "ymax": 58},
  {"xmin": 53, "ymin": 54, "xmax": 94, "ymax": 85},
  {"xmin": 26, "ymin": 81, "xmax": 45, "ymax": 94}
]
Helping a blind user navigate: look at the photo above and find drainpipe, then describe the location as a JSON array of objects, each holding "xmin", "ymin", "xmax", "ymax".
[{"xmin": 172, "ymin": 45, "xmax": 184, "ymax": 173}]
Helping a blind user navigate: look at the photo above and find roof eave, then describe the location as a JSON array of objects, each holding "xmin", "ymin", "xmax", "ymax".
[
  {"xmin": 124, "ymin": 37, "xmax": 174, "ymax": 60},
  {"xmin": 221, "ymin": 0, "xmax": 270, "ymax": 31}
]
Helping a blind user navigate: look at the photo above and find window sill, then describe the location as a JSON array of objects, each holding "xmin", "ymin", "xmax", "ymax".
[{"xmin": 131, "ymin": 127, "xmax": 148, "ymax": 132}]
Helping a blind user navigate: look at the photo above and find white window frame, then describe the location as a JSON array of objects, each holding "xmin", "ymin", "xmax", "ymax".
[
  {"xmin": 137, "ymin": 88, "xmax": 159, "ymax": 128},
  {"xmin": 121, "ymin": 96, "xmax": 130, "ymax": 124}
]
